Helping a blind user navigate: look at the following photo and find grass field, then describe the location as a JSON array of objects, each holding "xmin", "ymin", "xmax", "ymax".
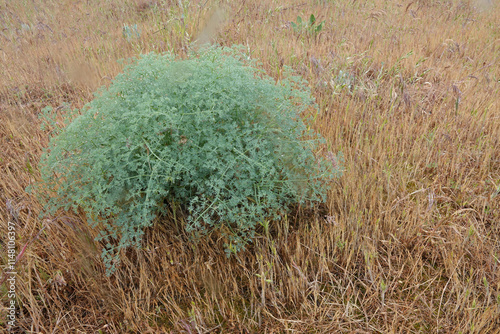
[{"xmin": 1, "ymin": 0, "xmax": 499, "ymax": 332}]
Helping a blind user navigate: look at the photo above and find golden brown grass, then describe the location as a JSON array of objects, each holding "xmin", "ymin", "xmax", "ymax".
[{"xmin": 1, "ymin": 0, "xmax": 499, "ymax": 332}]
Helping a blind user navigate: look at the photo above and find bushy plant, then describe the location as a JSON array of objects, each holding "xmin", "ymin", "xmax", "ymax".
[{"xmin": 35, "ymin": 46, "xmax": 341, "ymax": 275}]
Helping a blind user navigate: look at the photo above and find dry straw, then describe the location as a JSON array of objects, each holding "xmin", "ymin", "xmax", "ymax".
[{"xmin": 0, "ymin": 0, "xmax": 499, "ymax": 332}]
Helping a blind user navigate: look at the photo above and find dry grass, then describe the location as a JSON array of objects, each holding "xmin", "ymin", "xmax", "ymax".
[{"xmin": 1, "ymin": 0, "xmax": 499, "ymax": 332}]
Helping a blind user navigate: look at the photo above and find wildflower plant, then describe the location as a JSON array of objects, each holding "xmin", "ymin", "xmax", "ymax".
[{"xmin": 35, "ymin": 46, "xmax": 341, "ymax": 275}]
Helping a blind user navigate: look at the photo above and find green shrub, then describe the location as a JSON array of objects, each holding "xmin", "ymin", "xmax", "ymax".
[{"xmin": 35, "ymin": 46, "xmax": 341, "ymax": 275}]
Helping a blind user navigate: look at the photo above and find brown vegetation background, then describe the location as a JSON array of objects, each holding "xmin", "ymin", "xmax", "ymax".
[{"xmin": 1, "ymin": 0, "xmax": 499, "ymax": 332}]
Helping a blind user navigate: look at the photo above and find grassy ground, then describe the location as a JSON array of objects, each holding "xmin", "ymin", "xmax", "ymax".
[{"xmin": 1, "ymin": 0, "xmax": 499, "ymax": 332}]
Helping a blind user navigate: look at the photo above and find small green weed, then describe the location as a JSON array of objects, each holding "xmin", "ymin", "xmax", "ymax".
[
  {"xmin": 122, "ymin": 24, "xmax": 140, "ymax": 41},
  {"xmin": 291, "ymin": 14, "xmax": 324, "ymax": 35},
  {"xmin": 331, "ymin": 69, "xmax": 356, "ymax": 94}
]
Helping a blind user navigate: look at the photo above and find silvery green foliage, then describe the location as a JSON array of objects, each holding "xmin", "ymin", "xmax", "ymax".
[
  {"xmin": 122, "ymin": 24, "xmax": 140, "ymax": 41},
  {"xmin": 37, "ymin": 46, "xmax": 340, "ymax": 275}
]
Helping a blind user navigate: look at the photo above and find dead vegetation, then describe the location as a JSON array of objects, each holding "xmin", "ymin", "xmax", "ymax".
[{"xmin": 1, "ymin": 0, "xmax": 499, "ymax": 332}]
